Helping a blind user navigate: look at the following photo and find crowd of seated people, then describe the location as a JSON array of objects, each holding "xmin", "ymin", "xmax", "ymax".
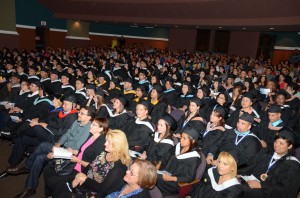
[{"xmin": 0, "ymin": 45, "xmax": 299, "ymax": 198}]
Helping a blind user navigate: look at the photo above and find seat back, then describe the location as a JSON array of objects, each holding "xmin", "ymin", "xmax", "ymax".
[
  {"xmin": 196, "ymin": 151, "xmax": 207, "ymax": 180},
  {"xmin": 149, "ymin": 186, "xmax": 163, "ymax": 198},
  {"xmin": 170, "ymin": 109, "xmax": 184, "ymax": 121}
]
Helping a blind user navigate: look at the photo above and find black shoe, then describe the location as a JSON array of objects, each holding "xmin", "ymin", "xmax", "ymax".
[
  {"xmin": 0, "ymin": 171, "xmax": 9, "ymax": 179},
  {"xmin": 15, "ymin": 188, "xmax": 36, "ymax": 198}
]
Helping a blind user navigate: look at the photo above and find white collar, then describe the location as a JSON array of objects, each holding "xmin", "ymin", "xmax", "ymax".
[
  {"xmin": 110, "ymin": 109, "xmax": 127, "ymax": 117},
  {"xmin": 135, "ymin": 118, "xmax": 155, "ymax": 132},
  {"xmin": 51, "ymin": 79, "xmax": 61, "ymax": 83},
  {"xmin": 175, "ymin": 143, "xmax": 201, "ymax": 159},
  {"xmin": 208, "ymin": 167, "xmax": 240, "ymax": 191},
  {"xmin": 61, "ymin": 84, "xmax": 75, "ymax": 90},
  {"xmin": 12, "ymin": 84, "xmax": 20, "ymax": 88},
  {"xmin": 28, "ymin": 91, "xmax": 39, "ymax": 97},
  {"xmin": 154, "ymin": 132, "xmax": 174, "ymax": 145}
]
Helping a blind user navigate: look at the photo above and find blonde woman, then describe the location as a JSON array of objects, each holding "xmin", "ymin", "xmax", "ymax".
[
  {"xmin": 191, "ymin": 151, "xmax": 242, "ymax": 198},
  {"xmin": 53, "ymin": 130, "xmax": 131, "ymax": 198}
]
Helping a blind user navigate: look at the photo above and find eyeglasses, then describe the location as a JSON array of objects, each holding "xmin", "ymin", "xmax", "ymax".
[
  {"xmin": 127, "ymin": 166, "xmax": 138, "ymax": 177},
  {"xmin": 79, "ymin": 111, "xmax": 88, "ymax": 115}
]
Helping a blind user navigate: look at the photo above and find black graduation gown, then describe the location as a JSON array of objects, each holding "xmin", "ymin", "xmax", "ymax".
[
  {"xmin": 191, "ymin": 167, "xmax": 243, "ymax": 198},
  {"xmin": 22, "ymin": 96, "xmax": 53, "ymax": 121},
  {"xmin": 157, "ymin": 143, "xmax": 201, "ymax": 196},
  {"xmin": 199, "ymin": 127, "xmax": 226, "ymax": 156},
  {"xmin": 286, "ymin": 97, "xmax": 300, "ymax": 112},
  {"xmin": 258, "ymin": 118, "xmax": 286, "ymax": 152},
  {"xmin": 95, "ymin": 104, "xmax": 110, "ymax": 120},
  {"xmin": 149, "ymin": 101, "xmax": 168, "ymax": 124},
  {"xmin": 108, "ymin": 110, "xmax": 131, "ymax": 133},
  {"xmin": 199, "ymin": 97, "xmax": 213, "ymax": 121},
  {"xmin": 174, "ymin": 93, "xmax": 194, "ymax": 109},
  {"xmin": 48, "ymin": 80, "xmax": 62, "ymax": 95},
  {"xmin": 216, "ymin": 129, "xmax": 262, "ymax": 175},
  {"xmin": 163, "ymin": 88, "xmax": 179, "ymax": 107},
  {"xmin": 11, "ymin": 91, "xmax": 31, "ymax": 109},
  {"xmin": 175, "ymin": 114, "xmax": 205, "ymax": 135},
  {"xmin": 107, "ymin": 87, "xmax": 122, "ymax": 101},
  {"xmin": 145, "ymin": 132, "xmax": 174, "ymax": 164},
  {"xmin": 61, "ymin": 84, "xmax": 75, "ymax": 96},
  {"xmin": 97, "ymin": 81, "xmax": 109, "ymax": 92},
  {"xmin": 279, "ymin": 105, "xmax": 297, "ymax": 130},
  {"xmin": 41, "ymin": 77, "xmax": 51, "ymax": 94},
  {"xmin": 125, "ymin": 117, "xmax": 155, "ymax": 152},
  {"xmin": 226, "ymin": 108, "xmax": 261, "ymax": 135},
  {"xmin": 75, "ymin": 88, "xmax": 88, "ymax": 108},
  {"xmin": 242, "ymin": 151, "xmax": 300, "ymax": 198}
]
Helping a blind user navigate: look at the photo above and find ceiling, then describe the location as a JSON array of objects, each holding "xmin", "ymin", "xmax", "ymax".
[{"xmin": 38, "ymin": 0, "xmax": 300, "ymax": 31}]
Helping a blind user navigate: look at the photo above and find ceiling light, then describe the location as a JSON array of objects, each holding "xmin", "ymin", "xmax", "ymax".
[
  {"xmin": 270, "ymin": 27, "xmax": 274, "ymax": 30},
  {"xmin": 196, "ymin": 26, "xmax": 200, "ymax": 28},
  {"xmin": 175, "ymin": 25, "xmax": 178, "ymax": 28},
  {"xmin": 145, "ymin": 26, "xmax": 154, "ymax": 29},
  {"xmin": 218, "ymin": 26, "xmax": 222, "ymax": 29},
  {"xmin": 242, "ymin": 27, "xmax": 246, "ymax": 30}
]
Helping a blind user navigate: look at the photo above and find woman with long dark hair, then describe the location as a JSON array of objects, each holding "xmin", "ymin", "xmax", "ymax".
[{"xmin": 156, "ymin": 127, "xmax": 202, "ymax": 196}]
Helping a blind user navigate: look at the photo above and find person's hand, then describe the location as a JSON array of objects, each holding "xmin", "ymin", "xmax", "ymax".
[
  {"xmin": 247, "ymin": 180, "xmax": 261, "ymax": 189},
  {"xmin": 173, "ymin": 133, "xmax": 181, "ymax": 138},
  {"xmin": 71, "ymin": 155, "xmax": 80, "ymax": 163},
  {"xmin": 162, "ymin": 174, "xmax": 176, "ymax": 182},
  {"xmin": 73, "ymin": 173, "xmax": 88, "ymax": 186},
  {"xmin": 268, "ymin": 125, "xmax": 283, "ymax": 131},
  {"xmin": 206, "ymin": 155, "xmax": 214, "ymax": 165},
  {"xmin": 139, "ymin": 151, "xmax": 147, "ymax": 160},
  {"xmin": 261, "ymin": 140, "xmax": 267, "ymax": 148},
  {"xmin": 47, "ymin": 152, "xmax": 54, "ymax": 159},
  {"xmin": 39, "ymin": 123, "xmax": 48, "ymax": 128},
  {"xmin": 254, "ymin": 118, "xmax": 261, "ymax": 123},
  {"xmin": 12, "ymin": 107, "xmax": 22, "ymax": 113},
  {"xmin": 54, "ymin": 143, "xmax": 60, "ymax": 148}
]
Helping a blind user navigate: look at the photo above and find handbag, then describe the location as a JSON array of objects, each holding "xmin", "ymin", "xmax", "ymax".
[{"xmin": 54, "ymin": 159, "xmax": 76, "ymax": 176}]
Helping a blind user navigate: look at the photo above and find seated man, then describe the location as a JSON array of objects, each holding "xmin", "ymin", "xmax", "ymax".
[
  {"xmin": 3, "ymin": 95, "xmax": 78, "ymax": 176},
  {"xmin": 208, "ymin": 113, "xmax": 262, "ymax": 175}
]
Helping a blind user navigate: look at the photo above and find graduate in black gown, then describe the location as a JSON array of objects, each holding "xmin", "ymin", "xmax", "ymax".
[
  {"xmin": 108, "ymin": 96, "xmax": 131, "ymax": 133},
  {"xmin": 156, "ymin": 127, "xmax": 201, "ymax": 196},
  {"xmin": 242, "ymin": 130, "xmax": 300, "ymax": 198},
  {"xmin": 191, "ymin": 151, "xmax": 243, "ymax": 198},
  {"xmin": 148, "ymin": 85, "xmax": 168, "ymax": 125},
  {"xmin": 210, "ymin": 113, "xmax": 262, "ymax": 175},
  {"xmin": 199, "ymin": 107, "xmax": 226, "ymax": 159},
  {"xmin": 139, "ymin": 113, "xmax": 176, "ymax": 166},
  {"xmin": 125, "ymin": 100, "xmax": 155, "ymax": 152}
]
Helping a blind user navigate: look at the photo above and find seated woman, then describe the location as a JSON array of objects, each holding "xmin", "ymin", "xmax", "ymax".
[
  {"xmin": 108, "ymin": 96, "xmax": 131, "ymax": 133},
  {"xmin": 173, "ymin": 81, "xmax": 194, "ymax": 111},
  {"xmin": 105, "ymin": 159, "xmax": 157, "ymax": 198},
  {"xmin": 191, "ymin": 151, "xmax": 242, "ymax": 198},
  {"xmin": 139, "ymin": 113, "xmax": 176, "ymax": 166},
  {"xmin": 242, "ymin": 130, "xmax": 300, "ymax": 198},
  {"xmin": 125, "ymin": 100, "xmax": 155, "ymax": 152},
  {"xmin": 156, "ymin": 127, "xmax": 201, "ymax": 196},
  {"xmin": 42, "ymin": 117, "xmax": 109, "ymax": 197},
  {"xmin": 86, "ymin": 89, "xmax": 110, "ymax": 120},
  {"xmin": 52, "ymin": 129, "xmax": 131, "ymax": 198},
  {"xmin": 174, "ymin": 97, "xmax": 206, "ymax": 138},
  {"xmin": 148, "ymin": 84, "xmax": 168, "ymax": 124},
  {"xmin": 199, "ymin": 107, "xmax": 226, "ymax": 162}
]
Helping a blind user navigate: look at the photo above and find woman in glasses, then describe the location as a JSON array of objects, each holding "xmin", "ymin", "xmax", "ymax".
[
  {"xmin": 105, "ymin": 159, "xmax": 157, "ymax": 198},
  {"xmin": 51, "ymin": 129, "xmax": 131, "ymax": 198}
]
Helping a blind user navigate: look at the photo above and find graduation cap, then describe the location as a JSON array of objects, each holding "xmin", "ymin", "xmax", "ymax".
[
  {"xmin": 277, "ymin": 130, "xmax": 295, "ymax": 145},
  {"xmin": 227, "ymin": 74, "xmax": 235, "ymax": 79},
  {"xmin": 76, "ymin": 77, "xmax": 85, "ymax": 85},
  {"xmin": 115, "ymin": 96, "xmax": 127, "ymax": 106},
  {"xmin": 239, "ymin": 112, "xmax": 254, "ymax": 124},
  {"xmin": 63, "ymin": 95, "xmax": 77, "ymax": 103},
  {"xmin": 40, "ymin": 67, "xmax": 49, "ymax": 73},
  {"xmin": 60, "ymin": 72, "xmax": 71, "ymax": 79},
  {"xmin": 268, "ymin": 105, "xmax": 282, "ymax": 113},
  {"xmin": 11, "ymin": 73, "xmax": 21, "ymax": 79},
  {"xmin": 183, "ymin": 127, "xmax": 199, "ymax": 140},
  {"xmin": 161, "ymin": 113, "xmax": 177, "ymax": 131},
  {"xmin": 214, "ymin": 106, "xmax": 226, "ymax": 118},
  {"xmin": 30, "ymin": 80, "xmax": 42, "ymax": 88},
  {"xmin": 95, "ymin": 89, "xmax": 105, "ymax": 97},
  {"xmin": 152, "ymin": 84, "xmax": 163, "ymax": 93},
  {"xmin": 276, "ymin": 90, "xmax": 291, "ymax": 99},
  {"xmin": 234, "ymin": 81, "xmax": 246, "ymax": 90},
  {"xmin": 97, "ymin": 72, "xmax": 106, "ymax": 78},
  {"xmin": 190, "ymin": 97, "xmax": 202, "ymax": 107},
  {"xmin": 242, "ymin": 92, "xmax": 255, "ymax": 102},
  {"xmin": 138, "ymin": 100, "xmax": 152, "ymax": 111},
  {"xmin": 123, "ymin": 77, "xmax": 133, "ymax": 84},
  {"xmin": 139, "ymin": 69, "xmax": 147, "ymax": 76},
  {"xmin": 86, "ymin": 84, "xmax": 96, "ymax": 91},
  {"xmin": 221, "ymin": 150, "xmax": 239, "ymax": 164},
  {"xmin": 50, "ymin": 70, "xmax": 59, "ymax": 75}
]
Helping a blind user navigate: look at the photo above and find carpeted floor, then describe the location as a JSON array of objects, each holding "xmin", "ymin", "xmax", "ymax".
[{"xmin": 0, "ymin": 140, "xmax": 44, "ymax": 198}]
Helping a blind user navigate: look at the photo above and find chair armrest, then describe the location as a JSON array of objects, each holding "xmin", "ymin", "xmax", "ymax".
[{"xmin": 178, "ymin": 179, "xmax": 200, "ymax": 187}]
